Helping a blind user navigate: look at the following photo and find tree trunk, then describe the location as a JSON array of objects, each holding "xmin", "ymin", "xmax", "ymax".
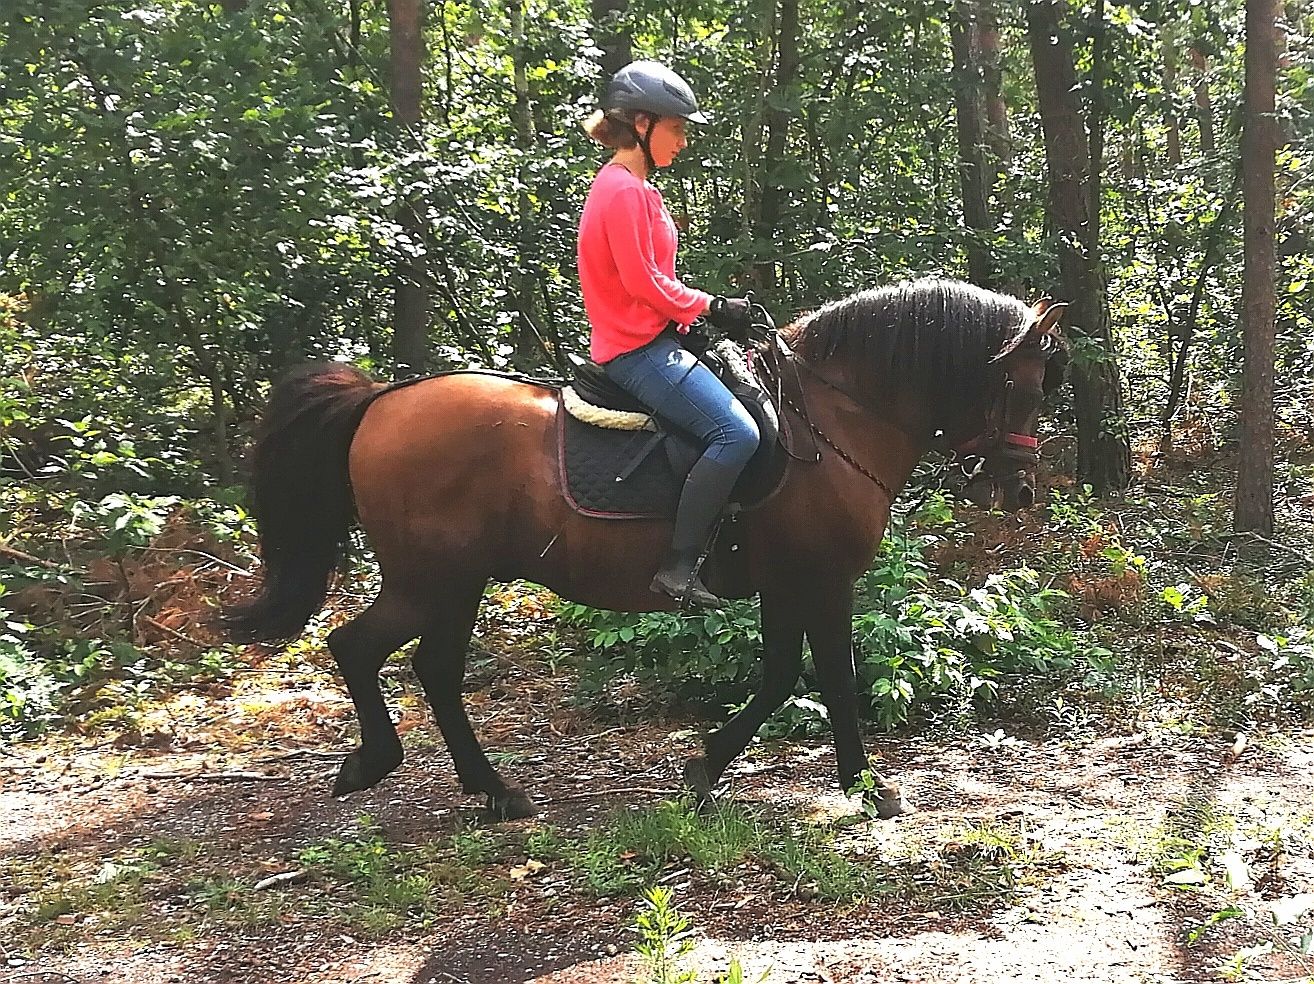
[
  {"xmin": 509, "ymin": 0, "xmax": 542, "ymax": 370},
  {"xmin": 741, "ymin": 2, "xmax": 776, "ymax": 247},
  {"xmin": 590, "ymin": 0, "xmax": 632, "ymax": 78},
  {"xmin": 1087, "ymin": 0, "xmax": 1108, "ymax": 251},
  {"xmin": 1190, "ymin": 47, "xmax": 1217, "ymax": 161},
  {"xmin": 977, "ymin": 0, "xmax": 1011, "ymax": 168},
  {"xmin": 388, "ymin": 0, "xmax": 429, "ymax": 377},
  {"xmin": 208, "ymin": 362, "xmax": 234, "ymax": 486},
  {"xmin": 1234, "ymin": 0, "xmax": 1279, "ymax": 534},
  {"xmin": 1026, "ymin": 0, "xmax": 1130, "ymax": 494},
  {"xmin": 1160, "ymin": 172, "xmax": 1240, "ymax": 427},
  {"xmin": 1163, "ymin": 24, "xmax": 1182, "ymax": 168},
  {"xmin": 754, "ymin": 0, "xmax": 800, "ymax": 294},
  {"xmin": 950, "ymin": 0, "xmax": 993, "ymax": 286}
]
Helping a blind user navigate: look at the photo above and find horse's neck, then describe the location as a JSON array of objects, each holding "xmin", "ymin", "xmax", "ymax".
[{"xmin": 797, "ymin": 367, "xmax": 929, "ymax": 492}]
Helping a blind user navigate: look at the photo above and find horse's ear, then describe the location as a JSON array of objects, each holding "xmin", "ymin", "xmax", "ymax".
[
  {"xmin": 1033, "ymin": 301, "xmax": 1068, "ymax": 337},
  {"xmin": 991, "ymin": 299, "xmax": 1070, "ymax": 363}
]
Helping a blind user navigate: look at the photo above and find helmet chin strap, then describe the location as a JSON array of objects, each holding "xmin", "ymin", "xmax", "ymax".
[{"xmin": 625, "ymin": 116, "xmax": 659, "ymax": 175}]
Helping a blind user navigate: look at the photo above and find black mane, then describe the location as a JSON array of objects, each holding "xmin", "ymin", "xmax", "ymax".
[{"xmin": 785, "ymin": 277, "xmax": 1028, "ymax": 401}]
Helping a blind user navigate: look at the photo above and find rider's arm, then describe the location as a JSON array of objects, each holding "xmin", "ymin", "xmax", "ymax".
[{"xmin": 602, "ymin": 184, "xmax": 711, "ymax": 327}]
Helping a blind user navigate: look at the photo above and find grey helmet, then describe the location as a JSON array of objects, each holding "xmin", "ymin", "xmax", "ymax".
[{"xmin": 602, "ymin": 60, "xmax": 710, "ymax": 123}]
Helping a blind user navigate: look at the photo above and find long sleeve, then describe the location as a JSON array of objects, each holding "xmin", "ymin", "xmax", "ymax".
[{"xmin": 602, "ymin": 185, "xmax": 711, "ymax": 326}]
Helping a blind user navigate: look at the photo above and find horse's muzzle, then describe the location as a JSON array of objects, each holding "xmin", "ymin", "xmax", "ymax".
[
  {"xmin": 1004, "ymin": 473, "xmax": 1036, "ymax": 510},
  {"xmin": 962, "ymin": 470, "xmax": 1037, "ymax": 512}
]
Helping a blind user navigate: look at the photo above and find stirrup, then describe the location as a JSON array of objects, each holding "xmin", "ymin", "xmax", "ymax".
[{"xmin": 650, "ymin": 569, "xmax": 725, "ymax": 609}]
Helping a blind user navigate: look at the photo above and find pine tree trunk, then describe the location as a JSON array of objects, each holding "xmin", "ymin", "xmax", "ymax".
[
  {"xmin": 1026, "ymin": 0, "xmax": 1130, "ymax": 494},
  {"xmin": 1234, "ymin": 0, "xmax": 1279, "ymax": 534},
  {"xmin": 509, "ymin": 0, "xmax": 541, "ymax": 370},
  {"xmin": 950, "ymin": 0, "xmax": 993, "ymax": 286},
  {"xmin": 1162, "ymin": 24, "xmax": 1182, "ymax": 168},
  {"xmin": 977, "ymin": 0, "xmax": 1010, "ymax": 168},
  {"xmin": 1087, "ymin": 0, "xmax": 1108, "ymax": 251},
  {"xmin": 1190, "ymin": 47, "xmax": 1217, "ymax": 161},
  {"xmin": 388, "ymin": 0, "xmax": 429, "ymax": 376},
  {"xmin": 754, "ymin": 0, "xmax": 800, "ymax": 294}
]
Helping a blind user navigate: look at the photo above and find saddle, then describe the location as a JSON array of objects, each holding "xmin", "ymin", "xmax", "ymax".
[{"xmin": 558, "ymin": 338, "xmax": 784, "ymax": 523}]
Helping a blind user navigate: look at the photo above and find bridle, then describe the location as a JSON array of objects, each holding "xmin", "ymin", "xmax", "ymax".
[
  {"xmin": 943, "ymin": 328, "xmax": 1065, "ymax": 504},
  {"xmin": 754, "ymin": 321, "xmax": 1065, "ymax": 505}
]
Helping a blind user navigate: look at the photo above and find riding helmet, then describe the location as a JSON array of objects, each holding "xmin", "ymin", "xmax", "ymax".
[{"xmin": 602, "ymin": 60, "xmax": 710, "ymax": 123}]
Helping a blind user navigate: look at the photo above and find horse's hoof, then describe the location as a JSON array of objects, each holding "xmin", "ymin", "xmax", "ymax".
[
  {"xmin": 683, "ymin": 757, "xmax": 717, "ymax": 807},
  {"xmin": 331, "ymin": 745, "xmax": 402, "ymax": 797},
  {"xmin": 864, "ymin": 784, "xmax": 914, "ymax": 820},
  {"xmin": 487, "ymin": 788, "xmax": 536, "ymax": 820}
]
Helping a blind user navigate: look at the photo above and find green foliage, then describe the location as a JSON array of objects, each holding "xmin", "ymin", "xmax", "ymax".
[
  {"xmin": 852, "ymin": 555, "xmax": 1089, "ymax": 729},
  {"xmin": 562, "ymin": 504, "xmax": 1100, "ymax": 732},
  {"xmin": 633, "ymin": 886, "xmax": 697, "ymax": 984},
  {"xmin": 574, "ymin": 799, "xmax": 879, "ymax": 901},
  {"xmin": 560, "ymin": 601, "xmax": 762, "ymax": 704}
]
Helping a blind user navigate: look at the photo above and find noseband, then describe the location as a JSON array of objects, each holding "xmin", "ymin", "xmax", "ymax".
[
  {"xmin": 952, "ymin": 375, "xmax": 1042, "ymax": 468},
  {"xmin": 951, "ymin": 328, "xmax": 1064, "ymax": 486}
]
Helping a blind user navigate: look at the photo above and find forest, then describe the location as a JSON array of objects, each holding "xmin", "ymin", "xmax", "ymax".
[{"xmin": 1, "ymin": 0, "xmax": 1313, "ymax": 981}]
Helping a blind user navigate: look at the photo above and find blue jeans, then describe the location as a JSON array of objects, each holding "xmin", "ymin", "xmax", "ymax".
[{"xmin": 603, "ymin": 333, "xmax": 760, "ymax": 470}]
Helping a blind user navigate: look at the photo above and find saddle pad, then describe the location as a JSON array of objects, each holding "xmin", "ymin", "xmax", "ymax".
[{"xmin": 559, "ymin": 402, "xmax": 680, "ymax": 519}]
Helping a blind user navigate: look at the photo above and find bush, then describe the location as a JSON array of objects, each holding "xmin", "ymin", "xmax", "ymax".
[{"xmin": 560, "ymin": 504, "xmax": 1101, "ymax": 732}]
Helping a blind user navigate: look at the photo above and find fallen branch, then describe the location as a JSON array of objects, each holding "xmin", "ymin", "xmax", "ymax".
[
  {"xmin": 253, "ymin": 869, "xmax": 310, "ymax": 891},
  {"xmin": 136, "ymin": 770, "xmax": 285, "ymax": 783},
  {"xmin": 138, "ymin": 613, "xmax": 210, "ymax": 648},
  {"xmin": 138, "ymin": 545, "xmax": 253, "ymax": 577},
  {"xmin": 0, "ymin": 542, "xmax": 64, "ymax": 570},
  {"xmin": 1230, "ymin": 531, "xmax": 1314, "ymax": 566}
]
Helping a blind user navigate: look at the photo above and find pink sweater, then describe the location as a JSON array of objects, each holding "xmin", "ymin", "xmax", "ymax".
[{"xmin": 578, "ymin": 163, "xmax": 712, "ymax": 363}]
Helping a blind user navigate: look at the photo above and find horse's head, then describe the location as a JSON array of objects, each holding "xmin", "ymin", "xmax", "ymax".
[{"xmin": 952, "ymin": 298, "xmax": 1069, "ymax": 511}]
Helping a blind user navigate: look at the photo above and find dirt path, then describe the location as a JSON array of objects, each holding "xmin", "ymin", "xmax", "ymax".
[{"xmin": 2, "ymin": 651, "xmax": 1313, "ymax": 984}]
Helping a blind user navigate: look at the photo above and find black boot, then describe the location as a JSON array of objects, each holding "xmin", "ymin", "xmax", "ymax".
[
  {"xmin": 652, "ymin": 457, "xmax": 742, "ymax": 609},
  {"xmin": 651, "ymin": 545, "xmax": 725, "ymax": 609}
]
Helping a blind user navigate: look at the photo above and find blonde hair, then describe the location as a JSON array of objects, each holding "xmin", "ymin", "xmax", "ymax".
[{"xmin": 582, "ymin": 108, "xmax": 641, "ymax": 150}]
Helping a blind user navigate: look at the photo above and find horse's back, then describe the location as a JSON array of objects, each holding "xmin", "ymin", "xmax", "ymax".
[{"xmin": 347, "ymin": 374, "xmax": 562, "ymax": 572}]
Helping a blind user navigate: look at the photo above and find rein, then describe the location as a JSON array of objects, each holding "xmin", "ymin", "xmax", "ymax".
[
  {"xmin": 756, "ymin": 340, "xmax": 898, "ymax": 504},
  {"xmin": 794, "ymin": 345, "xmax": 1041, "ymax": 466},
  {"xmin": 755, "ymin": 332, "xmax": 1045, "ymax": 505}
]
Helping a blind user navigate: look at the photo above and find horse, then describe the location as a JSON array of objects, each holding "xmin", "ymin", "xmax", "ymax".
[{"xmin": 226, "ymin": 277, "xmax": 1067, "ymax": 820}]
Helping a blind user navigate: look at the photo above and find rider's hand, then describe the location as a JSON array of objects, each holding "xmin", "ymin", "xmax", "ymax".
[{"xmin": 708, "ymin": 295, "xmax": 753, "ymax": 342}]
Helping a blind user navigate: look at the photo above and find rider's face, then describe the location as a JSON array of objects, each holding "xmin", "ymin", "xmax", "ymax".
[{"xmin": 639, "ymin": 115, "xmax": 689, "ymax": 168}]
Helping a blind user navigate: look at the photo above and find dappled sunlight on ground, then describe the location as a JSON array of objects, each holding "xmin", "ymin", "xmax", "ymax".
[{"xmin": 3, "ymin": 617, "xmax": 1313, "ymax": 984}]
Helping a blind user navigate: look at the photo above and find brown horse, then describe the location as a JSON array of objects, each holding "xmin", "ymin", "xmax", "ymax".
[{"xmin": 227, "ymin": 277, "xmax": 1066, "ymax": 820}]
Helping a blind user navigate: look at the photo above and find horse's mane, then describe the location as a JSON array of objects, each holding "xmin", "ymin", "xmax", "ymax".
[{"xmin": 784, "ymin": 277, "xmax": 1028, "ymax": 401}]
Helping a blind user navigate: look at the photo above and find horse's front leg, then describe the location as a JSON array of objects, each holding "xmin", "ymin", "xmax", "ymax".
[
  {"xmin": 685, "ymin": 591, "xmax": 805, "ymax": 801},
  {"xmin": 806, "ymin": 584, "xmax": 912, "ymax": 819}
]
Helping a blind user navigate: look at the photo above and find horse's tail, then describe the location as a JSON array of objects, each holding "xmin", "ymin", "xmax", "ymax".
[{"xmin": 225, "ymin": 362, "xmax": 383, "ymax": 643}]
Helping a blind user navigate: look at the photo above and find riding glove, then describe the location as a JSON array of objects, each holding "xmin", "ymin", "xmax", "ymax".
[{"xmin": 708, "ymin": 295, "xmax": 753, "ymax": 342}]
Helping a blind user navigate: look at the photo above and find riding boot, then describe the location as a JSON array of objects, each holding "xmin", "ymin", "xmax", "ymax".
[{"xmin": 652, "ymin": 457, "xmax": 741, "ymax": 608}]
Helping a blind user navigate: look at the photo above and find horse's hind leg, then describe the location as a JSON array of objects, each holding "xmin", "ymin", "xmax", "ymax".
[
  {"xmin": 410, "ymin": 581, "xmax": 536, "ymax": 820},
  {"xmin": 329, "ymin": 590, "xmax": 426, "ymax": 796}
]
